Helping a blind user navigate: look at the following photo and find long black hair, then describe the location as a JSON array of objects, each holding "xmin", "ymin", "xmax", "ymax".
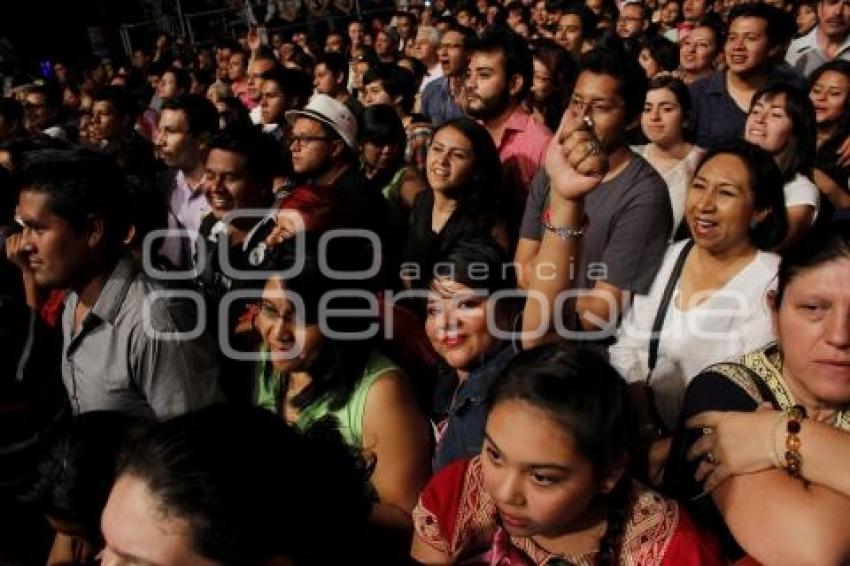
[
  {"xmin": 487, "ymin": 343, "xmax": 635, "ymax": 566},
  {"xmin": 260, "ymin": 244, "xmax": 378, "ymax": 412},
  {"xmin": 748, "ymin": 82, "xmax": 817, "ymax": 181},
  {"xmin": 531, "ymin": 40, "xmax": 578, "ymax": 132}
]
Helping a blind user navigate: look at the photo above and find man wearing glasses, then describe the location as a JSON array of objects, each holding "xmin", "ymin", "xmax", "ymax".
[
  {"xmin": 421, "ymin": 25, "xmax": 475, "ymax": 126},
  {"xmin": 516, "ymin": 49, "xmax": 671, "ymax": 340},
  {"xmin": 272, "ymin": 94, "xmax": 389, "ymax": 277}
]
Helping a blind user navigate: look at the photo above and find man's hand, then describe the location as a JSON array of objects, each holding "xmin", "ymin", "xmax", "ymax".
[
  {"xmin": 4, "ymin": 231, "xmax": 31, "ymax": 272},
  {"xmin": 545, "ymin": 112, "xmax": 609, "ymax": 202}
]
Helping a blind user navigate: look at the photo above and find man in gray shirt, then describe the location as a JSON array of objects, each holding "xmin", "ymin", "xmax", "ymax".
[
  {"xmin": 516, "ymin": 49, "xmax": 672, "ymax": 339},
  {"xmin": 13, "ymin": 148, "xmax": 222, "ymax": 418}
]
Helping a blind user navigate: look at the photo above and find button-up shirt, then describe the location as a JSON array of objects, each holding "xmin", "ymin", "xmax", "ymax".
[
  {"xmin": 158, "ymin": 168, "xmax": 210, "ymax": 271},
  {"xmin": 421, "ymin": 76, "xmax": 465, "ymax": 127},
  {"xmin": 494, "ymin": 108, "xmax": 552, "ymax": 209},
  {"xmin": 62, "ymin": 257, "xmax": 222, "ymax": 418},
  {"xmin": 786, "ymin": 26, "xmax": 850, "ymax": 77}
]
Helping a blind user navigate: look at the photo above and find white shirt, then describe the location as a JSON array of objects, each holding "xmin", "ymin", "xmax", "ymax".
[
  {"xmin": 609, "ymin": 240, "xmax": 780, "ymax": 429},
  {"xmin": 786, "ymin": 26, "xmax": 850, "ymax": 77},
  {"xmin": 784, "ymin": 172, "xmax": 820, "ymax": 216},
  {"xmin": 632, "ymin": 144, "xmax": 704, "ymax": 238}
]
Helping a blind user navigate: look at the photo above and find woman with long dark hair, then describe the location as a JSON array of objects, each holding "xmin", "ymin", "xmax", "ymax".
[
  {"xmin": 403, "ymin": 117, "xmax": 509, "ymax": 287},
  {"xmin": 809, "ymin": 60, "xmax": 850, "ymax": 214},
  {"xmin": 249, "ymin": 246, "xmax": 431, "ymax": 546},
  {"xmin": 633, "ymin": 75, "xmax": 704, "ymax": 235},
  {"xmin": 744, "ymin": 82, "xmax": 820, "ymax": 248},
  {"xmin": 529, "ymin": 40, "xmax": 577, "ymax": 132},
  {"xmin": 412, "ymin": 343, "xmax": 725, "ymax": 564}
]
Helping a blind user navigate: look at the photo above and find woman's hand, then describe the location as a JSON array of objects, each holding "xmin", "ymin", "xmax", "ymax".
[
  {"xmin": 545, "ymin": 112, "xmax": 609, "ymax": 203},
  {"xmin": 686, "ymin": 403, "xmax": 783, "ymax": 492}
]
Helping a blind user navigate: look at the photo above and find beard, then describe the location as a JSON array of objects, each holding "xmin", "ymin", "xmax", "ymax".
[{"xmin": 464, "ymin": 87, "xmax": 513, "ymax": 120}]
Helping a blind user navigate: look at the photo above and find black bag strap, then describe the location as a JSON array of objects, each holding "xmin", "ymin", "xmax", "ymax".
[{"xmin": 647, "ymin": 240, "xmax": 694, "ymax": 383}]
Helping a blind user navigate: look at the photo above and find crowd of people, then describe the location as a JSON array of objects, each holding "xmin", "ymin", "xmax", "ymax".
[{"xmin": 1, "ymin": 0, "xmax": 850, "ymax": 562}]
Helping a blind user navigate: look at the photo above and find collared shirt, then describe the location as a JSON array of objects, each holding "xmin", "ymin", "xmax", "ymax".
[
  {"xmin": 421, "ymin": 76, "xmax": 465, "ymax": 127},
  {"xmin": 689, "ymin": 72, "xmax": 747, "ymax": 149},
  {"xmin": 157, "ymin": 168, "xmax": 211, "ymax": 271},
  {"xmin": 786, "ymin": 26, "xmax": 850, "ymax": 77},
  {"xmin": 495, "ymin": 107, "xmax": 552, "ymax": 208},
  {"xmin": 61, "ymin": 256, "xmax": 223, "ymax": 418},
  {"xmin": 433, "ymin": 343, "xmax": 517, "ymax": 471},
  {"xmin": 419, "ymin": 63, "xmax": 444, "ymax": 94}
]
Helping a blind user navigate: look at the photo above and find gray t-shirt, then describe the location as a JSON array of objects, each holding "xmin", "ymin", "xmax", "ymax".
[{"xmin": 520, "ymin": 152, "xmax": 672, "ymax": 294}]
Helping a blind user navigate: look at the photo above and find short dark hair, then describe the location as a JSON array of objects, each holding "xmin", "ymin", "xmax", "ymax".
[
  {"xmin": 775, "ymin": 219, "xmax": 850, "ymax": 306},
  {"xmin": 207, "ymin": 126, "xmax": 284, "ymax": 186},
  {"xmin": 643, "ymin": 36, "xmax": 679, "ymax": 73},
  {"xmin": 646, "ymin": 75, "xmax": 694, "ymax": 142},
  {"xmin": 14, "ymin": 147, "xmax": 130, "ymax": 249},
  {"xmin": 116, "ymin": 404, "xmax": 372, "ymax": 564},
  {"xmin": 472, "ymin": 29, "xmax": 534, "ymax": 101},
  {"xmin": 749, "ymin": 82, "xmax": 816, "ymax": 180},
  {"xmin": 695, "ymin": 141, "xmax": 788, "ymax": 250},
  {"xmin": 695, "ymin": 14, "xmax": 726, "ymax": 48},
  {"xmin": 25, "ymin": 412, "xmax": 138, "ymax": 539},
  {"xmin": 0, "ymin": 97, "xmax": 24, "ymax": 127},
  {"xmin": 506, "ymin": 0, "xmax": 531, "ymax": 22},
  {"xmin": 162, "ymin": 66, "xmax": 191, "ymax": 94},
  {"xmin": 446, "ymin": 23, "xmax": 478, "ymax": 47},
  {"xmin": 260, "ymin": 67, "xmax": 313, "ymax": 110},
  {"xmin": 727, "ymin": 3, "xmax": 795, "ymax": 49},
  {"xmin": 580, "ymin": 48, "xmax": 648, "ymax": 125},
  {"xmin": 563, "ymin": 2, "xmax": 599, "ymax": 40},
  {"xmin": 93, "ymin": 85, "xmax": 140, "ymax": 123},
  {"xmin": 26, "ymin": 83, "xmax": 62, "ymax": 109},
  {"xmin": 161, "ymin": 94, "xmax": 219, "ymax": 137},
  {"xmin": 363, "ymin": 63, "xmax": 417, "ymax": 113},
  {"xmin": 359, "ymin": 103, "xmax": 405, "ymax": 149},
  {"xmin": 253, "ymin": 45, "xmax": 278, "ymax": 63},
  {"xmin": 315, "ymin": 52, "xmax": 349, "ymax": 84}
]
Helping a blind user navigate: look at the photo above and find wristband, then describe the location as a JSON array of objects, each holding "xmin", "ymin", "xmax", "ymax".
[
  {"xmin": 784, "ymin": 405, "xmax": 808, "ymax": 486},
  {"xmin": 540, "ymin": 212, "xmax": 588, "ymax": 240}
]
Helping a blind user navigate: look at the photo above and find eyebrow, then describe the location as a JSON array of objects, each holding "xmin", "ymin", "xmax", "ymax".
[
  {"xmin": 692, "ymin": 175, "xmax": 741, "ymax": 189},
  {"xmin": 483, "ymin": 433, "xmax": 572, "ymax": 471}
]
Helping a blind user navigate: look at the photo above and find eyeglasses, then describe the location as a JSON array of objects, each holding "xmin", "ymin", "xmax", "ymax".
[
  {"xmin": 286, "ymin": 134, "xmax": 333, "ymax": 147},
  {"xmin": 568, "ymin": 95, "xmax": 623, "ymax": 117}
]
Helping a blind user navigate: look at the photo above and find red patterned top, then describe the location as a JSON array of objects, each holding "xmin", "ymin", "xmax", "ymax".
[{"xmin": 413, "ymin": 457, "xmax": 726, "ymax": 565}]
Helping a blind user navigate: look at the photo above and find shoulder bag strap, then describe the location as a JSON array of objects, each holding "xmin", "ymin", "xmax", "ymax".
[{"xmin": 647, "ymin": 240, "xmax": 695, "ymax": 383}]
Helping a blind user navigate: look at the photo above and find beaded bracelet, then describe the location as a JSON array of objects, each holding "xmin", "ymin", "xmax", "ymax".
[{"xmin": 784, "ymin": 405, "xmax": 808, "ymax": 485}]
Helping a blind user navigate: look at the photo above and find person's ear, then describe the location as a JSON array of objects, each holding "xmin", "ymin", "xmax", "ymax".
[
  {"xmin": 196, "ymin": 131, "xmax": 211, "ymax": 152},
  {"xmin": 508, "ymin": 73, "xmax": 525, "ymax": 99},
  {"xmin": 767, "ymin": 43, "xmax": 783, "ymax": 60},
  {"xmin": 330, "ymin": 138, "xmax": 345, "ymax": 159},
  {"xmin": 86, "ymin": 214, "xmax": 107, "ymax": 249},
  {"xmin": 122, "ymin": 224, "xmax": 137, "ymax": 247},
  {"xmin": 767, "ymin": 288, "xmax": 781, "ymax": 337},
  {"xmin": 598, "ymin": 457, "xmax": 628, "ymax": 494}
]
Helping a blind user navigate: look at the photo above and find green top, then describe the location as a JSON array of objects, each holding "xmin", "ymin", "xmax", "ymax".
[{"xmin": 253, "ymin": 348, "xmax": 400, "ymax": 448}]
